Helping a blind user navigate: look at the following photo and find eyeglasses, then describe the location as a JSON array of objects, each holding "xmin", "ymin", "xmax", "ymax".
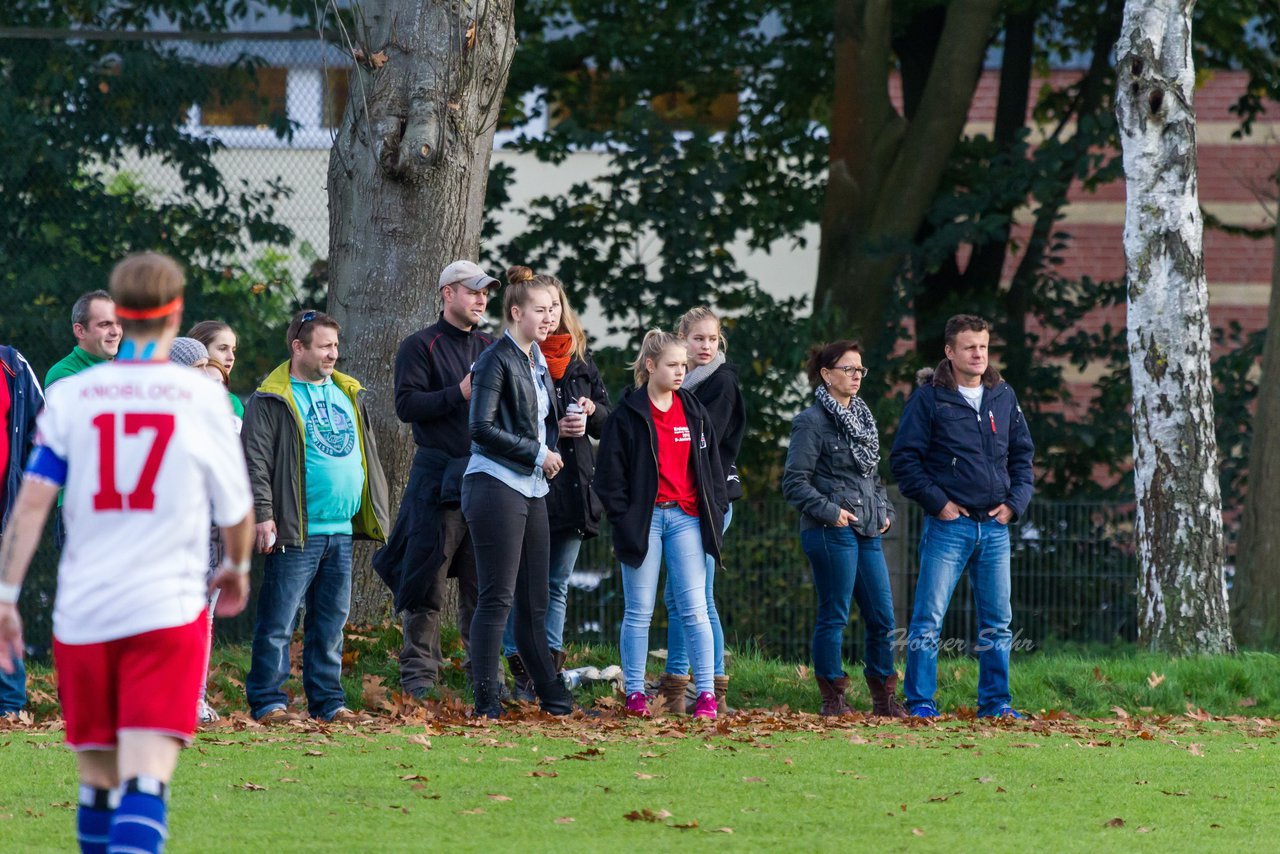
[{"xmin": 828, "ymin": 365, "xmax": 869, "ymax": 378}]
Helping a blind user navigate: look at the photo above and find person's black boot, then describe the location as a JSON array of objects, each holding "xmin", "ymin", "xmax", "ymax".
[
  {"xmin": 471, "ymin": 678, "xmax": 504, "ymax": 719},
  {"xmin": 506, "ymin": 654, "xmax": 537, "ymax": 703}
]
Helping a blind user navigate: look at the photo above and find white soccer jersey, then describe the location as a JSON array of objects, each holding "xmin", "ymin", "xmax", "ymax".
[{"xmin": 35, "ymin": 361, "xmax": 253, "ymax": 644}]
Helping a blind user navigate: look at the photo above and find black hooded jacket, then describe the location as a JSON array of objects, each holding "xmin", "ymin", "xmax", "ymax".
[{"xmin": 592, "ymin": 386, "xmax": 728, "ymax": 568}]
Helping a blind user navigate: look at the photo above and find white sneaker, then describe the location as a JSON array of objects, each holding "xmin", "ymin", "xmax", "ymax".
[{"xmin": 197, "ymin": 699, "xmax": 221, "ymax": 724}]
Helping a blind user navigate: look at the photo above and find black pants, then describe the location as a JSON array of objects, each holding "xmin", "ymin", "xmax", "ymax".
[
  {"xmin": 462, "ymin": 472, "xmax": 558, "ymax": 695},
  {"xmin": 399, "ymin": 507, "xmax": 477, "ymax": 694}
]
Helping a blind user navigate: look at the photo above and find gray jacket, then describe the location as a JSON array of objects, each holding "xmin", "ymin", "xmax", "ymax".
[{"xmin": 782, "ymin": 404, "xmax": 896, "ymax": 538}]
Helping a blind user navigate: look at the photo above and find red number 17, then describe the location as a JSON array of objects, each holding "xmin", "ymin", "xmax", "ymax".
[{"xmin": 92, "ymin": 412, "xmax": 176, "ymax": 511}]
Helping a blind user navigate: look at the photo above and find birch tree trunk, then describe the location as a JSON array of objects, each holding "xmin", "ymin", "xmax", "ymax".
[
  {"xmin": 1115, "ymin": 0, "xmax": 1235, "ymax": 654},
  {"xmin": 327, "ymin": 0, "xmax": 516, "ymax": 623},
  {"xmin": 1232, "ymin": 214, "xmax": 1280, "ymax": 648}
]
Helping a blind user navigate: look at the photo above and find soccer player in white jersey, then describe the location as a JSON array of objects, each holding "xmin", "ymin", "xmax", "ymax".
[{"xmin": 0, "ymin": 253, "xmax": 255, "ymax": 854}]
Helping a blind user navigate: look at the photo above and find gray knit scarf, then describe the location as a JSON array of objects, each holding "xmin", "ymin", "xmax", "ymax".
[
  {"xmin": 682, "ymin": 351, "xmax": 725, "ymax": 392},
  {"xmin": 815, "ymin": 384, "xmax": 880, "ymax": 477}
]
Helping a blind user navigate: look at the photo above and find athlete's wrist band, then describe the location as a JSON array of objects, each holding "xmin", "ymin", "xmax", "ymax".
[
  {"xmin": 219, "ymin": 557, "xmax": 252, "ymax": 576},
  {"xmin": 0, "ymin": 581, "xmax": 21, "ymax": 605}
]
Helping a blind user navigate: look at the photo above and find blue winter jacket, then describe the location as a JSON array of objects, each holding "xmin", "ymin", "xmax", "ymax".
[
  {"xmin": 890, "ymin": 361, "xmax": 1034, "ymax": 520},
  {"xmin": 1, "ymin": 345, "xmax": 44, "ymax": 528}
]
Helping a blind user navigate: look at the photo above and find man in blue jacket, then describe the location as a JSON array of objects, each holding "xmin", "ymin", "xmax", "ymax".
[
  {"xmin": 890, "ymin": 314, "xmax": 1034, "ymax": 719},
  {"xmin": 0, "ymin": 344, "xmax": 43, "ymax": 719}
]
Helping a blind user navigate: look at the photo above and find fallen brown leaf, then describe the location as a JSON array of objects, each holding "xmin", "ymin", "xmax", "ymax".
[
  {"xmin": 487, "ymin": 794, "xmax": 513, "ymax": 802},
  {"xmin": 912, "ymin": 828, "xmax": 925, "ymax": 836},
  {"xmin": 554, "ymin": 817, "xmax": 574, "ymax": 824},
  {"xmin": 238, "ymin": 782, "xmax": 267, "ymax": 791},
  {"xmin": 529, "ymin": 771, "xmax": 558, "ymax": 778},
  {"xmin": 1147, "ymin": 672, "xmax": 1165, "ymax": 689},
  {"xmin": 1111, "ymin": 706, "xmax": 1129, "ymax": 719},
  {"xmin": 713, "ymin": 827, "xmax": 734, "ymax": 834},
  {"xmin": 624, "ymin": 809, "xmax": 673, "ymax": 823},
  {"xmin": 1188, "ymin": 743, "xmax": 1204, "ymax": 757},
  {"xmin": 459, "ymin": 808, "xmax": 485, "ymax": 815},
  {"xmin": 1105, "ymin": 817, "xmax": 1125, "ymax": 828},
  {"xmin": 742, "ymin": 776, "xmax": 765, "ymax": 783}
]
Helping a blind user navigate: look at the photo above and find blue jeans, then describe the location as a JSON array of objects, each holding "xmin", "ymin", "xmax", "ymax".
[
  {"xmin": 0, "ymin": 655, "xmax": 24, "ymax": 714},
  {"xmin": 246, "ymin": 534, "xmax": 353, "ymax": 720},
  {"xmin": 620, "ymin": 508, "xmax": 713, "ymax": 696},
  {"xmin": 664, "ymin": 504, "xmax": 730, "ymax": 678},
  {"xmin": 502, "ymin": 532, "xmax": 582, "ymax": 656},
  {"xmin": 801, "ymin": 526, "xmax": 896, "ymax": 681},
  {"xmin": 905, "ymin": 516, "xmax": 1013, "ymax": 715}
]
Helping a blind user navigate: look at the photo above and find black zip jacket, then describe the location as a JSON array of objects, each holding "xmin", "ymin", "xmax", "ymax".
[
  {"xmin": 592, "ymin": 386, "xmax": 728, "ymax": 568},
  {"xmin": 393, "ymin": 315, "xmax": 493, "ymax": 456},
  {"xmin": 1, "ymin": 346, "xmax": 42, "ymax": 528},
  {"xmin": 546, "ymin": 352, "xmax": 612, "ymax": 538},
  {"xmin": 469, "ymin": 335, "xmax": 560, "ymax": 474},
  {"xmin": 690, "ymin": 363, "xmax": 747, "ymax": 502}
]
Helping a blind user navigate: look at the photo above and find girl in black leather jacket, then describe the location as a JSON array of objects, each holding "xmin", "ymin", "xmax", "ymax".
[
  {"xmin": 501, "ymin": 277, "xmax": 611, "ymax": 700},
  {"xmin": 462, "ymin": 267, "xmax": 575, "ymax": 718}
]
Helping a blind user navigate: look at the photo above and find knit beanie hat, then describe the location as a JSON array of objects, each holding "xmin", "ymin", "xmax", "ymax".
[{"xmin": 169, "ymin": 337, "xmax": 208, "ymax": 367}]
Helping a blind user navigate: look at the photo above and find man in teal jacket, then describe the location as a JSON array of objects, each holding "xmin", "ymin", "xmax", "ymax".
[{"xmin": 241, "ymin": 310, "xmax": 389, "ymax": 724}]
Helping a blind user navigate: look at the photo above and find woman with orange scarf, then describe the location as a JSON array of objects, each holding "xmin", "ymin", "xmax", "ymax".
[{"xmin": 502, "ymin": 268, "xmax": 611, "ymax": 700}]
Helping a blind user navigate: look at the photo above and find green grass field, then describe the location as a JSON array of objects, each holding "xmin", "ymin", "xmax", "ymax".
[
  {"xmin": 2, "ymin": 637, "xmax": 1279, "ymax": 851},
  {"xmin": 2, "ymin": 716, "xmax": 1276, "ymax": 852}
]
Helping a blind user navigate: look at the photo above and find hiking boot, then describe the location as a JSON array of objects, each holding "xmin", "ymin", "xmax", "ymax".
[
  {"xmin": 506, "ymin": 654, "xmax": 537, "ymax": 703},
  {"xmin": 656, "ymin": 673, "xmax": 690, "ymax": 715},
  {"xmin": 693, "ymin": 691, "xmax": 718, "ymax": 720},
  {"xmin": 713, "ymin": 675, "xmax": 734, "ymax": 716},
  {"xmin": 865, "ymin": 673, "xmax": 908, "ymax": 718},
  {"xmin": 908, "ymin": 701, "xmax": 940, "ymax": 719},
  {"xmin": 326, "ymin": 707, "xmax": 373, "ymax": 725},
  {"xmin": 626, "ymin": 691, "xmax": 651, "ymax": 718},
  {"xmin": 256, "ymin": 708, "xmax": 305, "ymax": 725},
  {"xmin": 980, "ymin": 705, "xmax": 1024, "ymax": 720},
  {"xmin": 815, "ymin": 674, "xmax": 855, "ymax": 717},
  {"xmin": 535, "ymin": 677, "xmax": 576, "ymax": 716}
]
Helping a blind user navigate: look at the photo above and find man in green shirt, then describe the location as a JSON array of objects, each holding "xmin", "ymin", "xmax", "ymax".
[{"xmin": 44, "ymin": 290, "xmax": 121, "ymax": 388}]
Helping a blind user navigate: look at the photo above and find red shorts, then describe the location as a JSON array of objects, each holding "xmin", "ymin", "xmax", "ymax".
[{"xmin": 54, "ymin": 611, "xmax": 209, "ymax": 751}]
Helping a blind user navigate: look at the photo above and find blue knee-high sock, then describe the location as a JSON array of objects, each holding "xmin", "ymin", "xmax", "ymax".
[
  {"xmin": 77, "ymin": 785, "xmax": 114, "ymax": 854},
  {"xmin": 108, "ymin": 777, "xmax": 168, "ymax": 854}
]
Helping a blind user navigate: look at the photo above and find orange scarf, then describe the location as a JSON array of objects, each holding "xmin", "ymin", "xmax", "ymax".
[{"xmin": 541, "ymin": 333, "xmax": 574, "ymax": 380}]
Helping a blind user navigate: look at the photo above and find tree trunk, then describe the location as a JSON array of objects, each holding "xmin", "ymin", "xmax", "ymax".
[
  {"xmin": 1115, "ymin": 0, "xmax": 1235, "ymax": 654},
  {"xmin": 327, "ymin": 0, "xmax": 516, "ymax": 623},
  {"xmin": 814, "ymin": 0, "xmax": 998, "ymax": 361},
  {"xmin": 1232, "ymin": 214, "xmax": 1280, "ymax": 647}
]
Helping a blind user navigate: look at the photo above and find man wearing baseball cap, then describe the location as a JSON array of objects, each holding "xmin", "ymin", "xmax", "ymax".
[{"xmin": 373, "ymin": 260, "xmax": 498, "ymax": 699}]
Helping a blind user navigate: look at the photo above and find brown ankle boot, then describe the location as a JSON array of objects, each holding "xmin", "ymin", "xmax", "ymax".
[
  {"xmin": 816, "ymin": 674, "xmax": 855, "ymax": 716},
  {"xmin": 714, "ymin": 675, "xmax": 733, "ymax": 716},
  {"xmin": 656, "ymin": 673, "xmax": 691, "ymax": 715},
  {"xmin": 551, "ymin": 648, "xmax": 567, "ymax": 675},
  {"xmin": 865, "ymin": 673, "xmax": 907, "ymax": 717}
]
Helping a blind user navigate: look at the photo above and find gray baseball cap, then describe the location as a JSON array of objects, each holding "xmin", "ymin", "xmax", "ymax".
[{"xmin": 438, "ymin": 260, "xmax": 499, "ymax": 291}]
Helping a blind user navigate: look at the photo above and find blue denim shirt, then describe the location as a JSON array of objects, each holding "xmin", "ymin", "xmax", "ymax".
[{"xmin": 465, "ymin": 331, "xmax": 551, "ymax": 498}]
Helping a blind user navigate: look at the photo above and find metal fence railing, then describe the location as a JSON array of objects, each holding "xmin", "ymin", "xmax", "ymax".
[{"xmin": 562, "ymin": 495, "xmax": 1139, "ymax": 662}]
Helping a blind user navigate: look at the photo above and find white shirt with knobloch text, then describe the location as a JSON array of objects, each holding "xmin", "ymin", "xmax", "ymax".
[{"xmin": 35, "ymin": 361, "xmax": 252, "ymax": 644}]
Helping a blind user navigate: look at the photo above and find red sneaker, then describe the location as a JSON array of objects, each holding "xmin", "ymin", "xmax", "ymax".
[
  {"xmin": 693, "ymin": 691, "xmax": 718, "ymax": 720},
  {"xmin": 625, "ymin": 691, "xmax": 651, "ymax": 717}
]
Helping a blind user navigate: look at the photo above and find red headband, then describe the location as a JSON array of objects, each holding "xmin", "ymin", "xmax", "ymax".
[{"xmin": 114, "ymin": 296, "xmax": 184, "ymax": 321}]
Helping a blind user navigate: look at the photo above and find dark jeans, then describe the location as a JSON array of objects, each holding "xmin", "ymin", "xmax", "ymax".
[
  {"xmin": 800, "ymin": 526, "xmax": 896, "ymax": 681},
  {"xmin": 0, "ymin": 654, "xmax": 24, "ymax": 713},
  {"xmin": 462, "ymin": 473, "xmax": 559, "ymax": 697},
  {"xmin": 399, "ymin": 508, "xmax": 477, "ymax": 695},
  {"xmin": 246, "ymin": 534, "xmax": 353, "ymax": 720}
]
